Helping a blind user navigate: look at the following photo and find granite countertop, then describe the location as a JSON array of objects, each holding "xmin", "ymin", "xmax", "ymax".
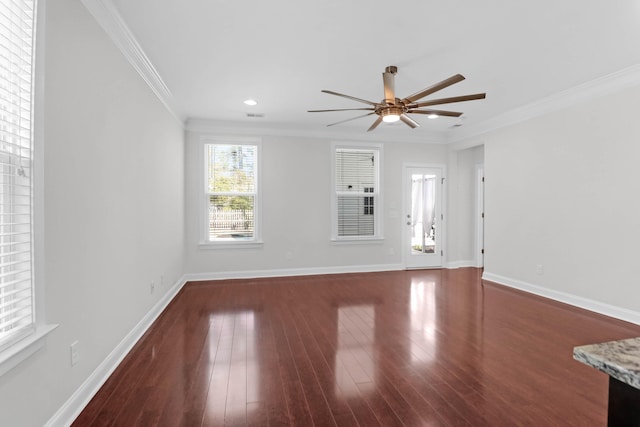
[{"xmin": 574, "ymin": 337, "xmax": 640, "ymax": 390}]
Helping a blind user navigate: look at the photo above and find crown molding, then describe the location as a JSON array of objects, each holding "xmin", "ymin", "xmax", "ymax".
[
  {"xmin": 185, "ymin": 118, "xmax": 447, "ymax": 144},
  {"xmin": 80, "ymin": 0, "xmax": 183, "ymax": 124},
  {"xmin": 448, "ymin": 64, "xmax": 640, "ymax": 143}
]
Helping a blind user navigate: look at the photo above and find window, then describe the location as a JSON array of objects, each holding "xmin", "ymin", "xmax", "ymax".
[
  {"xmin": 0, "ymin": 0, "xmax": 35, "ymax": 352},
  {"xmin": 363, "ymin": 187, "xmax": 374, "ymax": 215},
  {"xmin": 203, "ymin": 139, "xmax": 261, "ymax": 245},
  {"xmin": 332, "ymin": 143, "xmax": 382, "ymax": 240}
]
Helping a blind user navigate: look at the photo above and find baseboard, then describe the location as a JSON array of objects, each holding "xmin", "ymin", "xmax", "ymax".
[
  {"xmin": 45, "ymin": 275, "xmax": 188, "ymax": 427},
  {"xmin": 482, "ymin": 272, "xmax": 640, "ymax": 326},
  {"xmin": 183, "ymin": 263, "xmax": 406, "ymax": 282},
  {"xmin": 446, "ymin": 260, "xmax": 476, "ymax": 269}
]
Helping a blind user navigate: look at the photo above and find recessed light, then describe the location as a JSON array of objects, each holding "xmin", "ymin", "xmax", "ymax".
[
  {"xmin": 244, "ymin": 99, "xmax": 257, "ymax": 106},
  {"xmin": 427, "ymin": 114, "xmax": 438, "ymax": 119}
]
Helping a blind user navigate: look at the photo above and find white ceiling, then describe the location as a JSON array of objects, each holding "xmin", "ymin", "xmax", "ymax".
[{"xmin": 109, "ymin": 0, "xmax": 640, "ymax": 139}]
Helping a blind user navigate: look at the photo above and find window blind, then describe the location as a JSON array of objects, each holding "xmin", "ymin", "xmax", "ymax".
[
  {"xmin": 0, "ymin": 0, "xmax": 35, "ymax": 351},
  {"xmin": 335, "ymin": 148, "xmax": 377, "ymax": 237}
]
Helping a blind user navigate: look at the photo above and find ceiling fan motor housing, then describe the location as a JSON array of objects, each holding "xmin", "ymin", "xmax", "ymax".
[{"xmin": 380, "ymin": 106, "xmax": 404, "ymax": 117}]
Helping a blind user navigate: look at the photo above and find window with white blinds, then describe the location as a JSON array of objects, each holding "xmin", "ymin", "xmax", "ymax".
[
  {"xmin": 333, "ymin": 145, "xmax": 381, "ymax": 239},
  {"xmin": 0, "ymin": 0, "xmax": 36, "ymax": 352}
]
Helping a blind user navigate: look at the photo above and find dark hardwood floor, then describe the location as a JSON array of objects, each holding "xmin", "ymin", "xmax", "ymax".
[{"xmin": 73, "ymin": 268, "xmax": 640, "ymax": 426}]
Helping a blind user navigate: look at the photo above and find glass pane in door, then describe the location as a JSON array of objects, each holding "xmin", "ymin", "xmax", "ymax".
[{"xmin": 410, "ymin": 173, "xmax": 437, "ymax": 254}]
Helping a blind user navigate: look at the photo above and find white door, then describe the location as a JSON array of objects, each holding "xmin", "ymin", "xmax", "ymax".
[{"xmin": 404, "ymin": 166, "xmax": 443, "ymax": 269}]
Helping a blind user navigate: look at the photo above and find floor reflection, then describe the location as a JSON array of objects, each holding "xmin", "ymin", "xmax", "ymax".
[
  {"xmin": 335, "ymin": 305, "xmax": 376, "ymax": 397},
  {"xmin": 410, "ymin": 279, "xmax": 437, "ymax": 364},
  {"xmin": 204, "ymin": 310, "xmax": 259, "ymax": 424}
]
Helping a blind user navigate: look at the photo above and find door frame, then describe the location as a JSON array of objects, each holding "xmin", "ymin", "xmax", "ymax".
[
  {"xmin": 475, "ymin": 165, "xmax": 484, "ymax": 268},
  {"xmin": 402, "ymin": 163, "xmax": 447, "ymax": 269}
]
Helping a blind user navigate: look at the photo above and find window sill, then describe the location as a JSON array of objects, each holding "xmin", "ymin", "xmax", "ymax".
[
  {"xmin": 0, "ymin": 324, "xmax": 58, "ymax": 377},
  {"xmin": 331, "ymin": 237, "xmax": 385, "ymax": 245},
  {"xmin": 199, "ymin": 240, "xmax": 264, "ymax": 250}
]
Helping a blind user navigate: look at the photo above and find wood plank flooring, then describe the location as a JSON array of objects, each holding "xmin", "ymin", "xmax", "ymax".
[{"xmin": 73, "ymin": 268, "xmax": 640, "ymax": 426}]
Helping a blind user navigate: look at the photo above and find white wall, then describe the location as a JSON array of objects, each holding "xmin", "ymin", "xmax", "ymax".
[
  {"xmin": 481, "ymin": 83, "xmax": 640, "ymax": 315},
  {"xmin": 185, "ymin": 127, "xmax": 450, "ymax": 275},
  {"xmin": 0, "ymin": 1, "xmax": 185, "ymax": 426}
]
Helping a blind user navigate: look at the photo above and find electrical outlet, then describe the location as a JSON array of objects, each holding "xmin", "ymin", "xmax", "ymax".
[
  {"xmin": 70, "ymin": 341, "xmax": 79, "ymax": 366},
  {"xmin": 536, "ymin": 264, "xmax": 544, "ymax": 275},
  {"xmin": 150, "ymin": 281, "xmax": 155, "ymax": 294}
]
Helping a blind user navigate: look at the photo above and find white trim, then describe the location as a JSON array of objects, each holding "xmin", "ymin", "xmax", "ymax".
[
  {"xmin": 198, "ymin": 241, "xmax": 264, "ymax": 250},
  {"xmin": 449, "ymin": 64, "xmax": 640, "ymax": 143},
  {"xmin": 186, "ymin": 118, "xmax": 447, "ymax": 145},
  {"xmin": 482, "ymin": 272, "xmax": 640, "ymax": 326},
  {"xmin": 33, "ymin": 0, "xmax": 48, "ymax": 332},
  {"xmin": 0, "ymin": 324, "xmax": 57, "ymax": 377},
  {"xmin": 446, "ymin": 260, "xmax": 476, "ymax": 269},
  {"xmin": 44, "ymin": 275, "xmax": 188, "ymax": 427},
  {"xmin": 199, "ymin": 137, "xmax": 262, "ymax": 246},
  {"xmin": 474, "ymin": 165, "xmax": 484, "ymax": 268},
  {"xmin": 80, "ymin": 0, "xmax": 182, "ymax": 124},
  {"xmin": 330, "ymin": 238, "xmax": 385, "ymax": 245},
  {"xmin": 184, "ymin": 263, "xmax": 405, "ymax": 283}
]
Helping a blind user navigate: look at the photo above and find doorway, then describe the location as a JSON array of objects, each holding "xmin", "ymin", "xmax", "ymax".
[{"xmin": 404, "ymin": 166, "xmax": 444, "ymax": 269}]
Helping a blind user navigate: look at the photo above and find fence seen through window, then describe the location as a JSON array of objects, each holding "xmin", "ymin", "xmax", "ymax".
[{"xmin": 206, "ymin": 143, "xmax": 257, "ymax": 241}]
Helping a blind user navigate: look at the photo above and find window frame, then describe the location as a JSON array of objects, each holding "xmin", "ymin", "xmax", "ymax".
[
  {"xmin": 0, "ymin": 0, "xmax": 57, "ymax": 377},
  {"xmin": 330, "ymin": 141, "xmax": 384, "ymax": 243},
  {"xmin": 199, "ymin": 136, "xmax": 263, "ymax": 249}
]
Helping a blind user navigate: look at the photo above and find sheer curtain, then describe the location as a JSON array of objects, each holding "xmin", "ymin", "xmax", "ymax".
[{"xmin": 411, "ymin": 175, "xmax": 436, "ymax": 247}]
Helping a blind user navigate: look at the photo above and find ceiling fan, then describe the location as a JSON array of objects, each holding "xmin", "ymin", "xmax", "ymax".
[{"xmin": 308, "ymin": 65, "xmax": 486, "ymax": 131}]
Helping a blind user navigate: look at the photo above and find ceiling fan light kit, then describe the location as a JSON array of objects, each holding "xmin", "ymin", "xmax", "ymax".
[
  {"xmin": 381, "ymin": 107, "xmax": 402, "ymax": 123},
  {"xmin": 308, "ymin": 65, "xmax": 486, "ymax": 131}
]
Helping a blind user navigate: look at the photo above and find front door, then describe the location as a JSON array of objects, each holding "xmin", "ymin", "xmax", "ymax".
[{"xmin": 404, "ymin": 166, "xmax": 443, "ymax": 269}]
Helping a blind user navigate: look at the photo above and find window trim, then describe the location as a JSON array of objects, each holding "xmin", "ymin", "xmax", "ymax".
[
  {"xmin": 0, "ymin": 0, "xmax": 57, "ymax": 377},
  {"xmin": 330, "ymin": 141, "xmax": 384, "ymax": 242},
  {"xmin": 199, "ymin": 136, "xmax": 263, "ymax": 248}
]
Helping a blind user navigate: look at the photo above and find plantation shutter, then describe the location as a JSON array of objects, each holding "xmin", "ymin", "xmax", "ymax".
[
  {"xmin": 335, "ymin": 148, "xmax": 377, "ymax": 237},
  {"xmin": 0, "ymin": 0, "xmax": 35, "ymax": 351}
]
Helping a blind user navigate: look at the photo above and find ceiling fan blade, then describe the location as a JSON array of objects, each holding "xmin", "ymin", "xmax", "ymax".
[
  {"xmin": 411, "ymin": 93, "xmax": 486, "ymax": 108},
  {"xmin": 407, "ymin": 109, "xmax": 463, "ymax": 118},
  {"xmin": 383, "ymin": 70, "xmax": 395, "ymax": 104},
  {"xmin": 400, "ymin": 114, "xmax": 420, "ymax": 129},
  {"xmin": 402, "ymin": 74, "xmax": 465, "ymax": 103},
  {"xmin": 308, "ymin": 108, "xmax": 375, "ymax": 112},
  {"xmin": 367, "ymin": 116, "xmax": 383, "ymax": 132},
  {"xmin": 327, "ymin": 112, "xmax": 375, "ymax": 127},
  {"xmin": 321, "ymin": 90, "xmax": 378, "ymax": 107}
]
